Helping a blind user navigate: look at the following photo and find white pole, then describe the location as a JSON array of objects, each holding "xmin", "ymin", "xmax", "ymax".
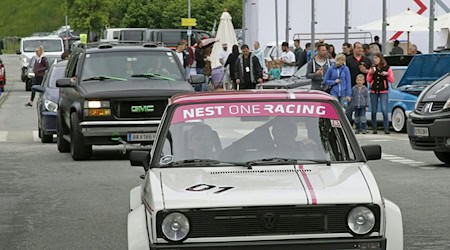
[
  {"xmin": 275, "ymin": 0, "xmax": 279, "ymax": 57},
  {"xmin": 311, "ymin": 0, "xmax": 315, "ymax": 47},
  {"xmin": 429, "ymin": 0, "xmax": 435, "ymax": 53},
  {"xmin": 344, "ymin": 0, "xmax": 349, "ymax": 43},
  {"xmin": 382, "ymin": 0, "xmax": 387, "ymax": 55},
  {"xmin": 285, "ymin": 0, "xmax": 290, "ymax": 43},
  {"xmin": 188, "ymin": 0, "xmax": 192, "ymax": 47},
  {"xmin": 242, "ymin": 0, "xmax": 246, "ymax": 45}
]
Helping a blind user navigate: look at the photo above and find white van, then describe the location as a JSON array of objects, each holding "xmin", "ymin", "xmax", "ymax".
[
  {"xmin": 17, "ymin": 36, "xmax": 64, "ymax": 83},
  {"xmin": 100, "ymin": 28, "xmax": 127, "ymax": 42}
]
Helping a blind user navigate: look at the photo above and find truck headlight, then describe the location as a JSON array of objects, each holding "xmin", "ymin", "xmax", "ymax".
[
  {"xmin": 347, "ymin": 206, "xmax": 375, "ymax": 235},
  {"xmin": 443, "ymin": 98, "xmax": 450, "ymax": 110},
  {"xmin": 85, "ymin": 100, "xmax": 110, "ymax": 108},
  {"xmin": 44, "ymin": 99, "xmax": 58, "ymax": 112},
  {"xmin": 161, "ymin": 212, "xmax": 190, "ymax": 242}
]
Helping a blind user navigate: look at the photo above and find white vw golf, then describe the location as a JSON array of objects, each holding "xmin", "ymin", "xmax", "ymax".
[{"xmin": 127, "ymin": 90, "xmax": 403, "ymax": 250}]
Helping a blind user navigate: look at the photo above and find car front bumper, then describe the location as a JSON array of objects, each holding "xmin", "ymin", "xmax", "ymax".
[
  {"xmin": 41, "ymin": 111, "xmax": 57, "ymax": 134},
  {"xmin": 150, "ymin": 237, "xmax": 386, "ymax": 250},
  {"xmin": 79, "ymin": 120, "xmax": 160, "ymax": 145},
  {"xmin": 407, "ymin": 116, "xmax": 450, "ymax": 151}
]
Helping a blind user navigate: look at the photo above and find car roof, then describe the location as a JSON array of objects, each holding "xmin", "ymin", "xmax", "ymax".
[
  {"xmin": 82, "ymin": 45, "xmax": 173, "ymax": 53},
  {"xmin": 170, "ymin": 90, "xmax": 335, "ymax": 105},
  {"xmin": 22, "ymin": 36, "xmax": 63, "ymax": 41}
]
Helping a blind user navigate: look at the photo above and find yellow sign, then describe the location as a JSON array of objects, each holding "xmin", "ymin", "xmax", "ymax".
[
  {"xmin": 80, "ymin": 34, "xmax": 88, "ymax": 44},
  {"xmin": 181, "ymin": 18, "xmax": 197, "ymax": 27}
]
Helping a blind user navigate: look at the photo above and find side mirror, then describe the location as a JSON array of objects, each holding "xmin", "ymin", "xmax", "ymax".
[
  {"xmin": 130, "ymin": 150, "xmax": 151, "ymax": 170},
  {"xmin": 361, "ymin": 145, "xmax": 382, "ymax": 161},
  {"xmin": 56, "ymin": 78, "xmax": 75, "ymax": 88},
  {"xmin": 16, "ymin": 50, "xmax": 21, "ymax": 55},
  {"xmin": 31, "ymin": 85, "xmax": 44, "ymax": 93},
  {"xmin": 189, "ymin": 74, "xmax": 205, "ymax": 84}
]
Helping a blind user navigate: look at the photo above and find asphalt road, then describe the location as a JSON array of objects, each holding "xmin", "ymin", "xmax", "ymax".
[{"xmin": 0, "ymin": 54, "xmax": 449, "ymax": 249}]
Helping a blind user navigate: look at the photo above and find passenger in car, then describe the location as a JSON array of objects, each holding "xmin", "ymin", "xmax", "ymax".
[
  {"xmin": 187, "ymin": 124, "xmax": 222, "ymax": 159},
  {"xmin": 271, "ymin": 118, "xmax": 316, "ymax": 157}
]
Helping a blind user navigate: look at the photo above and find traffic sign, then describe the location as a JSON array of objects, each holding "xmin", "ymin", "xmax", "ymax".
[
  {"xmin": 80, "ymin": 34, "xmax": 88, "ymax": 44},
  {"xmin": 181, "ymin": 18, "xmax": 197, "ymax": 26}
]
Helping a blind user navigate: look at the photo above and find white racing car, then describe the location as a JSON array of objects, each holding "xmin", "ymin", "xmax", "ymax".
[{"xmin": 127, "ymin": 90, "xmax": 403, "ymax": 250}]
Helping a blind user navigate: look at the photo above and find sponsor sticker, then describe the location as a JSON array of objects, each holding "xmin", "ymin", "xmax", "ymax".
[
  {"xmin": 171, "ymin": 102, "xmax": 339, "ymax": 124},
  {"xmin": 331, "ymin": 120, "xmax": 341, "ymax": 128}
]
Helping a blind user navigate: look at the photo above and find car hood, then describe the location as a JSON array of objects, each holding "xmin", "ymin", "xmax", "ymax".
[
  {"xmin": 259, "ymin": 77, "xmax": 311, "ymax": 89},
  {"xmin": 420, "ymin": 74, "xmax": 450, "ymax": 102},
  {"xmin": 158, "ymin": 163, "xmax": 373, "ymax": 210},
  {"xmin": 78, "ymin": 80, "xmax": 193, "ymax": 99},
  {"xmin": 397, "ymin": 53, "xmax": 450, "ymax": 88}
]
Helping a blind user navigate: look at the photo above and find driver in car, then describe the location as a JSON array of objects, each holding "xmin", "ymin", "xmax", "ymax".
[
  {"xmin": 187, "ymin": 124, "xmax": 219, "ymax": 159},
  {"xmin": 271, "ymin": 118, "xmax": 316, "ymax": 156}
]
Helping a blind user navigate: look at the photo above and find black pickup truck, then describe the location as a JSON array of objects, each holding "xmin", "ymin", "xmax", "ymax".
[{"xmin": 56, "ymin": 43, "xmax": 203, "ymax": 160}]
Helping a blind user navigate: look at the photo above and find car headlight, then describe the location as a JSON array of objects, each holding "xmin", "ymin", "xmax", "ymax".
[
  {"xmin": 44, "ymin": 99, "xmax": 58, "ymax": 112},
  {"xmin": 85, "ymin": 100, "xmax": 110, "ymax": 108},
  {"xmin": 443, "ymin": 98, "xmax": 450, "ymax": 110},
  {"xmin": 347, "ymin": 206, "xmax": 376, "ymax": 235},
  {"xmin": 23, "ymin": 57, "xmax": 29, "ymax": 63},
  {"xmin": 161, "ymin": 212, "xmax": 190, "ymax": 242}
]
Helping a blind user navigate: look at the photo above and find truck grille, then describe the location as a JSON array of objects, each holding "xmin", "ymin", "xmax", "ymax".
[
  {"xmin": 156, "ymin": 205, "xmax": 380, "ymax": 238},
  {"xmin": 112, "ymin": 99, "xmax": 167, "ymax": 119}
]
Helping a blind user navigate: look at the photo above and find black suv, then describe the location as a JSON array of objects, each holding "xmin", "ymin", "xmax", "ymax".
[{"xmin": 56, "ymin": 43, "xmax": 203, "ymax": 160}]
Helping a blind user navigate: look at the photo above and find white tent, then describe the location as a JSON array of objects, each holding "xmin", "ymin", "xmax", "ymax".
[{"xmin": 210, "ymin": 11, "xmax": 239, "ymax": 69}]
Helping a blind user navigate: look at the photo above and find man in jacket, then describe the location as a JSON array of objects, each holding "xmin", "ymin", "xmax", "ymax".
[
  {"xmin": 294, "ymin": 39, "xmax": 307, "ymax": 69},
  {"xmin": 235, "ymin": 44, "xmax": 263, "ymax": 89},
  {"xmin": 306, "ymin": 43, "xmax": 330, "ymax": 91}
]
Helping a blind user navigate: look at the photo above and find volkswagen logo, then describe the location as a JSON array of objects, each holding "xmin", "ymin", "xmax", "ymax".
[{"xmin": 262, "ymin": 213, "xmax": 278, "ymax": 230}]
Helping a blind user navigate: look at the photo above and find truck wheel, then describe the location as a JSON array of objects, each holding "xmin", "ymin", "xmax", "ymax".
[
  {"xmin": 70, "ymin": 113, "xmax": 92, "ymax": 160},
  {"xmin": 392, "ymin": 107, "xmax": 406, "ymax": 133},
  {"xmin": 57, "ymin": 113, "xmax": 70, "ymax": 152},
  {"xmin": 434, "ymin": 151, "xmax": 450, "ymax": 165}
]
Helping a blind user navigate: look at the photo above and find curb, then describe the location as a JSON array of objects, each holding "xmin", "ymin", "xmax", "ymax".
[{"xmin": 0, "ymin": 80, "xmax": 14, "ymax": 108}]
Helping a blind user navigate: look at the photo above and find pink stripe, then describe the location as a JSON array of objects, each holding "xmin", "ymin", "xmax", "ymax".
[{"xmin": 298, "ymin": 165, "xmax": 317, "ymax": 205}]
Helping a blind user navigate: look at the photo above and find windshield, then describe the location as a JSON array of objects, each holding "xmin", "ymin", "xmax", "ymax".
[
  {"xmin": 157, "ymin": 101, "xmax": 356, "ymax": 166},
  {"xmin": 48, "ymin": 66, "xmax": 66, "ymax": 88},
  {"xmin": 294, "ymin": 63, "xmax": 308, "ymax": 78},
  {"xmin": 23, "ymin": 40, "xmax": 63, "ymax": 53},
  {"xmin": 81, "ymin": 51, "xmax": 184, "ymax": 82}
]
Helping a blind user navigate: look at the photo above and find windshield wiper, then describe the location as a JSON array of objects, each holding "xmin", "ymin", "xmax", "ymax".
[
  {"xmin": 164, "ymin": 159, "xmax": 249, "ymax": 168},
  {"xmin": 246, "ymin": 158, "xmax": 332, "ymax": 167},
  {"xmin": 131, "ymin": 73, "xmax": 175, "ymax": 81},
  {"xmin": 82, "ymin": 75, "xmax": 127, "ymax": 82}
]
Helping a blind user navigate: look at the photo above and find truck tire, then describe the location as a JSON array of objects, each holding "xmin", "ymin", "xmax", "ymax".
[
  {"xmin": 57, "ymin": 113, "xmax": 70, "ymax": 152},
  {"xmin": 70, "ymin": 113, "xmax": 92, "ymax": 160},
  {"xmin": 434, "ymin": 151, "xmax": 450, "ymax": 166}
]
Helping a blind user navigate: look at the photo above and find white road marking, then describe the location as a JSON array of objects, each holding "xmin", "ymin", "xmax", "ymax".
[
  {"xmin": 32, "ymin": 130, "xmax": 40, "ymax": 142},
  {"xmin": 381, "ymin": 153, "xmax": 427, "ymax": 167},
  {"xmin": 0, "ymin": 131, "xmax": 8, "ymax": 142}
]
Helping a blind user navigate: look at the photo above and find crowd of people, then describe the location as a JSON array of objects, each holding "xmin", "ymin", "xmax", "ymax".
[{"xmin": 180, "ymin": 35, "xmax": 410, "ymax": 134}]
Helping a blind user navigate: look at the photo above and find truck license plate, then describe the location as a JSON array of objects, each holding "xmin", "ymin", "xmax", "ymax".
[
  {"xmin": 414, "ymin": 127, "xmax": 429, "ymax": 137},
  {"xmin": 127, "ymin": 133, "xmax": 156, "ymax": 142}
]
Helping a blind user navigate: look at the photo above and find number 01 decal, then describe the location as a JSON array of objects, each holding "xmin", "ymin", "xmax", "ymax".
[{"xmin": 186, "ymin": 184, "xmax": 234, "ymax": 194}]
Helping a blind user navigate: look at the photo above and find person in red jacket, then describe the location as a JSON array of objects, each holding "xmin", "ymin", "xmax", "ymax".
[{"xmin": 367, "ymin": 53, "xmax": 394, "ymax": 134}]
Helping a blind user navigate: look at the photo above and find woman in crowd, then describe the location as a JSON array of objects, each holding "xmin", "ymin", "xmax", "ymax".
[
  {"xmin": 323, "ymin": 53, "xmax": 352, "ymax": 107},
  {"xmin": 224, "ymin": 45, "xmax": 240, "ymax": 90},
  {"xmin": 367, "ymin": 53, "xmax": 394, "ymax": 134},
  {"xmin": 328, "ymin": 44, "xmax": 336, "ymax": 59}
]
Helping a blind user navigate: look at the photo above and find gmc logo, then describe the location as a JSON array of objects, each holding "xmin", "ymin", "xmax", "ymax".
[{"xmin": 131, "ymin": 105, "xmax": 155, "ymax": 113}]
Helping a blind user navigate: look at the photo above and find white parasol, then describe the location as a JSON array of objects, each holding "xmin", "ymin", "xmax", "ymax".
[{"xmin": 210, "ymin": 11, "xmax": 239, "ymax": 69}]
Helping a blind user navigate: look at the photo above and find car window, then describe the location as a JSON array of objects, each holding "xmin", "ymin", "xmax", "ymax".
[
  {"xmin": 48, "ymin": 66, "xmax": 66, "ymax": 88},
  {"xmin": 158, "ymin": 101, "xmax": 356, "ymax": 166},
  {"xmin": 23, "ymin": 40, "xmax": 62, "ymax": 52},
  {"xmin": 80, "ymin": 51, "xmax": 183, "ymax": 81}
]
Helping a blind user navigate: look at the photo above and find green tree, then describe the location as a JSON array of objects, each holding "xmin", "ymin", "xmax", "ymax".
[{"xmin": 66, "ymin": 0, "xmax": 113, "ymax": 33}]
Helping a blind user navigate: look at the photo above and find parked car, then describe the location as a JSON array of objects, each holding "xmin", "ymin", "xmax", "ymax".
[
  {"xmin": 56, "ymin": 43, "xmax": 205, "ymax": 160},
  {"xmin": 0, "ymin": 58, "xmax": 5, "ymax": 92},
  {"xmin": 127, "ymin": 90, "xmax": 403, "ymax": 250},
  {"xmin": 31, "ymin": 60, "xmax": 68, "ymax": 143},
  {"xmin": 369, "ymin": 53, "xmax": 450, "ymax": 132},
  {"xmin": 17, "ymin": 36, "xmax": 64, "ymax": 90},
  {"xmin": 407, "ymin": 73, "xmax": 450, "ymax": 165}
]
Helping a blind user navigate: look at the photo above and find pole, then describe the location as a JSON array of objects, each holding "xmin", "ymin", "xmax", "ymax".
[
  {"xmin": 382, "ymin": 0, "xmax": 387, "ymax": 55},
  {"xmin": 311, "ymin": 0, "xmax": 315, "ymax": 47},
  {"xmin": 429, "ymin": 0, "xmax": 435, "ymax": 53},
  {"xmin": 275, "ymin": 0, "xmax": 279, "ymax": 58},
  {"xmin": 242, "ymin": 0, "xmax": 246, "ymax": 45},
  {"xmin": 285, "ymin": 0, "xmax": 290, "ymax": 43},
  {"xmin": 65, "ymin": 15, "xmax": 69, "ymax": 51},
  {"xmin": 188, "ymin": 0, "xmax": 192, "ymax": 47},
  {"xmin": 344, "ymin": 0, "xmax": 349, "ymax": 43}
]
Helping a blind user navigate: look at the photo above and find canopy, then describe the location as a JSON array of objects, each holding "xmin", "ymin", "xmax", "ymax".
[
  {"xmin": 210, "ymin": 11, "xmax": 239, "ymax": 69},
  {"xmin": 356, "ymin": 9, "xmax": 431, "ymax": 32}
]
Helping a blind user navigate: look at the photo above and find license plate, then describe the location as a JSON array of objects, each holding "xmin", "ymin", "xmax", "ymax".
[
  {"xmin": 414, "ymin": 127, "xmax": 429, "ymax": 137},
  {"xmin": 127, "ymin": 133, "xmax": 156, "ymax": 142}
]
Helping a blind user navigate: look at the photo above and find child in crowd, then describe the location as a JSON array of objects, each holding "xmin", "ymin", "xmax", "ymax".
[
  {"xmin": 352, "ymin": 74, "xmax": 369, "ymax": 134},
  {"xmin": 267, "ymin": 60, "xmax": 281, "ymax": 80}
]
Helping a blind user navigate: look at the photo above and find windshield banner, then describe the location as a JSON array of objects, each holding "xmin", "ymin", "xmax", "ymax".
[{"xmin": 172, "ymin": 102, "xmax": 339, "ymax": 124}]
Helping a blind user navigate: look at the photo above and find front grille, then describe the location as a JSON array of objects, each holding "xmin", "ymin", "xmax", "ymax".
[
  {"xmin": 410, "ymin": 137, "xmax": 445, "ymax": 148},
  {"xmin": 416, "ymin": 102, "xmax": 446, "ymax": 113},
  {"xmin": 431, "ymin": 102, "xmax": 445, "ymax": 112},
  {"xmin": 412, "ymin": 119, "xmax": 435, "ymax": 124},
  {"xmin": 416, "ymin": 102, "xmax": 425, "ymax": 112},
  {"xmin": 156, "ymin": 205, "xmax": 380, "ymax": 238},
  {"xmin": 112, "ymin": 99, "xmax": 168, "ymax": 119}
]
